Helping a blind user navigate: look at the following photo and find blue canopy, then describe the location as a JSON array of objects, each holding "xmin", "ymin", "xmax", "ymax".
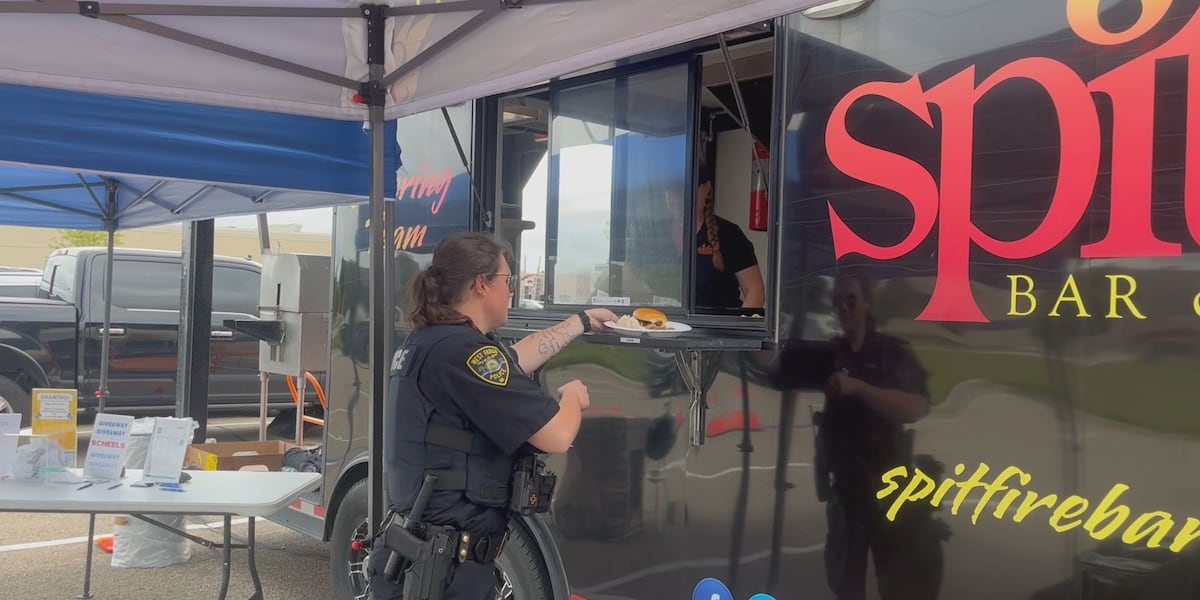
[
  {"xmin": 0, "ymin": 165, "xmax": 369, "ymax": 232},
  {"xmin": 0, "ymin": 82, "xmax": 399, "ymax": 231}
]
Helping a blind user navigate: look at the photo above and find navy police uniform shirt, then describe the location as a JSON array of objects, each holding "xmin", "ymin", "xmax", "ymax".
[
  {"xmin": 695, "ymin": 215, "xmax": 759, "ymax": 309},
  {"xmin": 386, "ymin": 324, "xmax": 560, "ymax": 534},
  {"xmin": 824, "ymin": 329, "xmax": 930, "ymax": 496}
]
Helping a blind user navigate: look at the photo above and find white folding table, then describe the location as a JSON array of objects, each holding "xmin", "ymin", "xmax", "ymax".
[{"xmin": 0, "ymin": 468, "xmax": 321, "ymax": 600}]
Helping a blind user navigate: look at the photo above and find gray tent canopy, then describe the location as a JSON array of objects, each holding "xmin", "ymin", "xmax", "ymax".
[{"xmin": 0, "ymin": 0, "xmax": 807, "ymax": 122}]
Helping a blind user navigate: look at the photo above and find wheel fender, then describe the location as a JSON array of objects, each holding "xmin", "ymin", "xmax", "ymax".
[
  {"xmin": 516, "ymin": 514, "xmax": 572, "ymax": 600},
  {"xmin": 324, "ymin": 456, "xmax": 370, "ymax": 540},
  {"xmin": 0, "ymin": 344, "xmax": 50, "ymax": 388}
]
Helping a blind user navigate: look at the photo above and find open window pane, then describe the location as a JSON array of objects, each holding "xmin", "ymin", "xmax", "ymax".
[
  {"xmin": 550, "ymin": 63, "xmax": 690, "ymax": 307},
  {"xmin": 497, "ymin": 94, "xmax": 551, "ymax": 310}
]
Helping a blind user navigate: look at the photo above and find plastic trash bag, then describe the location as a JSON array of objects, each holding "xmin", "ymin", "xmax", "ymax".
[
  {"xmin": 111, "ymin": 418, "xmax": 191, "ymax": 568},
  {"xmin": 111, "ymin": 515, "xmax": 192, "ymax": 568}
]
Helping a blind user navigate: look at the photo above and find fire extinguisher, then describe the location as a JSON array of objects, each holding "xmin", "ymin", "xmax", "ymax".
[{"xmin": 749, "ymin": 141, "xmax": 769, "ymax": 231}]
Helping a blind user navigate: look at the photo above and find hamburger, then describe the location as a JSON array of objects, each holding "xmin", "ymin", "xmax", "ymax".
[{"xmin": 632, "ymin": 308, "xmax": 668, "ymax": 330}]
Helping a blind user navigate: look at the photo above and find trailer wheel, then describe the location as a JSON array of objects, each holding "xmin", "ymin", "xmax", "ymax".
[
  {"xmin": 0, "ymin": 375, "xmax": 32, "ymax": 428},
  {"xmin": 493, "ymin": 519, "xmax": 553, "ymax": 600},
  {"xmin": 331, "ymin": 479, "xmax": 554, "ymax": 600},
  {"xmin": 330, "ymin": 479, "xmax": 371, "ymax": 600}
]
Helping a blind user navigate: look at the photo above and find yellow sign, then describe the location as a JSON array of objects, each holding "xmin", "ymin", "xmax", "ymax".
[
  {"xmin": 878, "ymin": 462, "xmax": 1200, "ymax": 553},
  {"xmin": 31, "ymin": 388, "xmax": 79, "ymax": 470}
]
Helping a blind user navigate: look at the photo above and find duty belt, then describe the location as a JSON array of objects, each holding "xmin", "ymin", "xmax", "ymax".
[
  {"xmin": 386, "ymin": 510, "xmax": 510, "ymax": 564},
  {"xmin": 453, "ymin": 527, "xmax": 510, "ymax": 563}
]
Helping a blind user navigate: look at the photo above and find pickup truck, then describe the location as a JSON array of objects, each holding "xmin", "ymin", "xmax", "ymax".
[
  {"xmin": 0, "ymin": 247, "xmax": 295, "ymax": 427},
  {"xmin": 0, "ymin": 269, "xmax": 41, "ymax": 298}
]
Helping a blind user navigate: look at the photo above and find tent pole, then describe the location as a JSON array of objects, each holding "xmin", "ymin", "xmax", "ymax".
[
  {"xmin": 97, "ymin": 180, "xmax": 118, "ymax": 413},
  {"xmin": 256, "ymin": 213, "xmax": 272, "ymax": 255},
  {"xmin": 256, "ymin": 212, "xmax": 271, "ymax": 441},
  {"xmin": 176, "ymin": 220, "xmax": 215, "ymax": 442},
  {"xmin": 363, "ymin": 3, "xmax": 390, "ymax": 541}
]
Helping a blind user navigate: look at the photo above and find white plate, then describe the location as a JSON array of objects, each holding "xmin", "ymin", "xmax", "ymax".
[{"xmin": 603, "ymin": 321, "xmax": 692, "ymax": 338}]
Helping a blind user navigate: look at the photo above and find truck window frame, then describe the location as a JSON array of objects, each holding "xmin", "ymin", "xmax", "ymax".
[
  {"xmin": 42, "ymin": 254, "xmax": 76, "ymax": 303},
  {"xmin": 211, "ymin": 263, "xmax": 261, "ymax": 317}
]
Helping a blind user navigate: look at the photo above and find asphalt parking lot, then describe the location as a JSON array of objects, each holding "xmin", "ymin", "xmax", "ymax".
[{"xmin": 0, "ymin": 414, "xmax": 335, "ymax": 600}]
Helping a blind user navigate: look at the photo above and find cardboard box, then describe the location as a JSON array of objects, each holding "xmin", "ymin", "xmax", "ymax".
[{"xmin": 185, "ymin": 440, "xmax": 299, "ymax": 472}]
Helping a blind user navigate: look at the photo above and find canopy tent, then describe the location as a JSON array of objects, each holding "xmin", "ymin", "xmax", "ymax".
[
  {"xmin": 0, "ymin": 80, "xmax": 399, "ymax": 203},
  {"xmin": 0, "ymin": 0, "xmax": 807, "ymax": 122},
  {"xmin": 0, "ymin": 165, "xmax": 363, "ymax": 231},
  {"xmin": 0, "ymin": 162, "xmax": 368, "ymax": 442},
  {"xmin": 0, "ymin": 0, "xmax": 820, "ymax": 541}
]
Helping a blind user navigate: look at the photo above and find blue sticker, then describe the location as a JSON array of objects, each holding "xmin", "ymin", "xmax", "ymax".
[
  {"xmin": 692, "ymin": 578, "xmax": 733, "ymax": 600},
  {"xmin": 692, "ymin": 578, "xmax": 777, "ymax": 600}
]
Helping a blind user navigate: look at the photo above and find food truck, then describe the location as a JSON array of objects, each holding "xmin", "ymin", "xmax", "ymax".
[{"xmin": 263, "ymin": 0, "xmax": 1200, "ymax": 598}]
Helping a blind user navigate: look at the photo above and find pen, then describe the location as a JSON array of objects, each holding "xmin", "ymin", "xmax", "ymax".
[
  {"xmin": 107, "ymin": 483, "xmax": 123, "ymax": 490},
  {"xmin": 76, "ymin": 482, "xmax": 93, "ymax": 491}
]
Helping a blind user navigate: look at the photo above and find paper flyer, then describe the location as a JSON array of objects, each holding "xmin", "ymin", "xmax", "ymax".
[
  {"xmin": 142, "ymin": 417, "xmax": 193, "ymax": 484},
  {"xmin": 31, "ymin": 388, "xmax": 78, "ymax": 476},
  {"xmin": 0, "ymin": 413, "xmax": 20, "ymax": 481},
  {"xmin": 83, "ymin": 413, "xmax": 135, "ymax": 482}
]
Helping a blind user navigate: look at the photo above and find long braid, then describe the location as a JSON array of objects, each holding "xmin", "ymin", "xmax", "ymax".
[{"xmin": 704, "ymin": 194, "xmax": 725, "ymax": 272}]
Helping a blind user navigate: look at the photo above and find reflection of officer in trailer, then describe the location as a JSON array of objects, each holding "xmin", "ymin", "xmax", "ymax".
[
  {"xmin": 366, "ymin": 232, "xmax": 619, "ymax": 600},
  {"xmin": 815, "ymin": 267, "xmax": 950, "ymax": 600}
]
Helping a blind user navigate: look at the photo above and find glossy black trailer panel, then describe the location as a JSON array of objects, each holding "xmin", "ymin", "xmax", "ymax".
[{"xmin": 768, "ymin": 1, "xmax": 1200, "ymax": 599}]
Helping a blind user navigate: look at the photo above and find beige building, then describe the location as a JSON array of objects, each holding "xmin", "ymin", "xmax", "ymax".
[{"xmin": 0, "ymin": 223, "xmax": 332, "ymax": 270}]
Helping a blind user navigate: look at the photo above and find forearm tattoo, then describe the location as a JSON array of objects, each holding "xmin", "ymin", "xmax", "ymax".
[{"xmin": 536, "ymin": 319, "xmax": 576, "ymax": 357}]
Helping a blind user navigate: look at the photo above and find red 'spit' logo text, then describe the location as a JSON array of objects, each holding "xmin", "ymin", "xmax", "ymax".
[{"xmin": 826, "ymin": 0, "xmax": 1194, "ymax": 323}]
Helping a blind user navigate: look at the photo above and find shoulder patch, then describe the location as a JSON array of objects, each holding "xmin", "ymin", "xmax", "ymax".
[
  {"xmin": 466, "ymin": 345, "xmax": 510, "ymax": 387},
  {"xmin": 391, "ymin": 345, "xmax": 417, "ymax": 376}
]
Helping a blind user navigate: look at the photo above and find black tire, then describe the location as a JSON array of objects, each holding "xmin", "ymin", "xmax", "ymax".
[
  {"xmin": 0, "ymin": 375, "xmax": 32, "ymax": 428},
  {"xmin": 330, "ymin": 479, "xmax": 371, "ymax": 600},
  {"xmin": 493, "ymin": 519, "xmax": 553, "ymax": 600}
]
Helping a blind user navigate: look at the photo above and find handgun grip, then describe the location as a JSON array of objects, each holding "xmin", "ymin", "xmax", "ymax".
[{"xmin": 383, "ymin": 550, "xmax": 403, "ymax": 581}]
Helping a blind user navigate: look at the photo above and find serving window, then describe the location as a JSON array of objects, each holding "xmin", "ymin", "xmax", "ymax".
[{"xmin": 490, "ymin": 30, "xmax": 777, "ymax": 329}]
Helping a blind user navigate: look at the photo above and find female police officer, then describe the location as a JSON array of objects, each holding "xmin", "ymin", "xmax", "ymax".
[{"xmin": 367, "ymin": 232, "xmax": 618, "ymax": 600}]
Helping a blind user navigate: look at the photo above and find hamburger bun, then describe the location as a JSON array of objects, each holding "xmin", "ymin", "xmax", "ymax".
[{"xmin": 633, "ymin": 307, "xmax": 668, "ymax": 330}]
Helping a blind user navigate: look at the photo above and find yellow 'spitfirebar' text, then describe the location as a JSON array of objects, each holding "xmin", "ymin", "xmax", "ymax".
[{"xmin": 877, "ymin": 463, "xmax": 1200, "ymax": 553}]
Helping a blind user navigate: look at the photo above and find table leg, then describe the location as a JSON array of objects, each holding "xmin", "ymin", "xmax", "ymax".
[
  {"xmin": 246, "ymin": 517, "xmax": 264, "ymax": 600},
  {"xmin": 76, "ymin": 513, "xmax": 97, "ymax": 599},
  {"xmin": 216, "ymin": 515, "xmax": 232, "ymax": 600}
]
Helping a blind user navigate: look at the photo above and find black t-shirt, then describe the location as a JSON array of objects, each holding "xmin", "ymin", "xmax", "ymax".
[
  {"xmin": 388, "ymin": 325, "xmax": 560, "ymax": 533},
  {"xmin": 695, "ymin": 216, "xmax": 759, "ymax": 309}
]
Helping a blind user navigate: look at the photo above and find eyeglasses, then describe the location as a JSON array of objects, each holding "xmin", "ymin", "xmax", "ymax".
[{"xmin": 488, "ymin": 272, "xmax": 518, "ymax": 291}]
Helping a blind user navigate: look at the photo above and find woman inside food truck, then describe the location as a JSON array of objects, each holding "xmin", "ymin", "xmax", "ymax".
[{"xmin": 680, "ymin": 163, "xmax": 765, "ymax": 313}]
